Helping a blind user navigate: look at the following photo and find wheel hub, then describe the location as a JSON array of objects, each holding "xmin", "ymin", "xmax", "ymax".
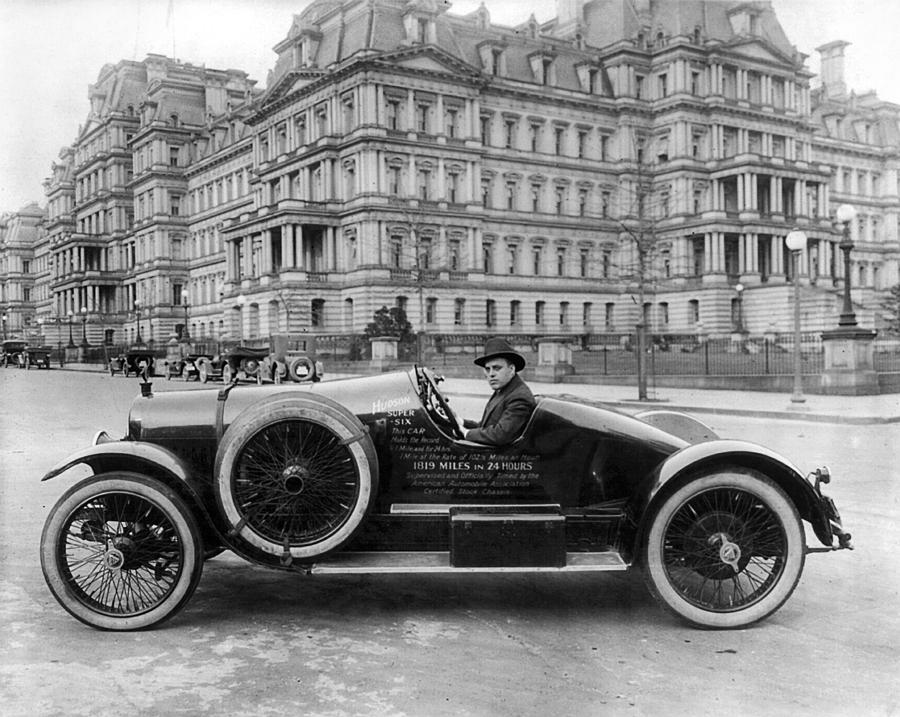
[
  {"xmin": 682, "ymin": 511, "xmax": 751, "ymax": 578},
  {"xmin": 104, "ymin": 546, "xmax": 126, "ymax": 570},
  {"xmin": 709, "ymin": 532, "xmax": 742, "ymax": 574},
  {"xmin": 282, "ymin": 464, "xmax": 309, "ymax": 494}
]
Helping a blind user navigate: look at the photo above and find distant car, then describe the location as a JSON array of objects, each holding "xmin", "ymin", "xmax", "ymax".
[
  {"xmin": 2, "ymin": 339, "xmax": 28, "ymax": 368},
  {"xmin": 163, "ymin": 354, "xmax": 212, "ymax": 381},
  {"xmin": 39, "ymin": 366, "xmax": 851, "ymax": 631},
  {"xmin": 109, "ymin": 349, "xmax": 156, "ymax": 378},
  {"xmin": 194, "ymin": 346, "xmax": 320, "ymax": 385},
  {"xmin": 24, "ymin": 346, "xmax": 53, "ymax": 369}
]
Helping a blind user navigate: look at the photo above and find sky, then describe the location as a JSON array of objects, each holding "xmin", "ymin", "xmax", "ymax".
[{"xmin": 1, "ymin": 0, "xmax": 898, "ymax": 212}]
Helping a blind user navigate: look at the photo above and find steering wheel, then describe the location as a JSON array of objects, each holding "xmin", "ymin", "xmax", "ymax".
[{"xmin": 418, "ymin": 367, "xmax": 465, "ymax": 439}]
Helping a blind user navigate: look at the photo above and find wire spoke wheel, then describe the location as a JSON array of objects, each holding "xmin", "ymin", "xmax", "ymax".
[
  {"xmin": 233, "ymin": 420, "xmax": 361, "ymax": 546},
  {"xmin": 643, "ymin": 468, "xmax": 804, "ymax": 629},
  {"xmin": 41, "ymin": 473, "xmax": 203, "ymax": 630},
  {"xmin": 214, "ymin": 395, "xmax": 377, "ymax": 563},
  {"xmin": 662, "ymin": 488, "xmax": 786, "ymax": 610}
]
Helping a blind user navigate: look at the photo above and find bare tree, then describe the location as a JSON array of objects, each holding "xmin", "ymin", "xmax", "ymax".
[
  {"xmin": 613, "ymin": 131, "xmax": 682, "ymax": 400},
  {"xmin": 387, "ymin": 196, "xmax": 441, "ymax": 363}
]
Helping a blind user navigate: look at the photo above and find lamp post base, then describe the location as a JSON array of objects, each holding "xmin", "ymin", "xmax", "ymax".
[{"xmin": 820, "ymin": 327, "xmax": 879, "ymax": 395}]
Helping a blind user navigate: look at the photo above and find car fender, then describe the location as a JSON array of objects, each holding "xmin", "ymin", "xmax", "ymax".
[
  {"xmin": 39, "ymin": 439, "xmax": 221, "ymax": 539},
  {"xmin": 632, "ymin": 439, "xmax": 833, "ymax": 553}
]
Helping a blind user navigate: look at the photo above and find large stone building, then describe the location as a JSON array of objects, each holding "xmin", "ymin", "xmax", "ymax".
[{"xmin": 2, "ymin": 0, "xmax": 897, "ymax": 349}]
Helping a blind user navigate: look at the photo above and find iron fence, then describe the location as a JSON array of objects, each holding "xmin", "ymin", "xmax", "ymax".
[{"xmin": 47, "ymin": 330, "xmax": 900, "ymax": 377}]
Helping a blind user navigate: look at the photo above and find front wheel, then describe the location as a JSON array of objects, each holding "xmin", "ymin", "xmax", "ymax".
[
  {"xmin": 642, "ymin": 468, "xmax": 805, "ymax": 629},
  {"xmin": 40, "ymin": 473, "xmax": 204, "ymax": 631}
]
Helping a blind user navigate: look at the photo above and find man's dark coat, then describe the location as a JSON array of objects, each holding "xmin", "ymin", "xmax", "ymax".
[{"xmin": 464, "ymin": 373, "xmax": 536, "ymax": 445}]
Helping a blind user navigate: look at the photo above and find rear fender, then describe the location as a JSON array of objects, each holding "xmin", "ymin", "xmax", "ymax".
[
  {"xmin": 41, "ymin": 439, "xmax": 221, "ymax": 542},
  {"xmin": 631, "ymin": 439, "xmax": 834, "ymax": 555}
]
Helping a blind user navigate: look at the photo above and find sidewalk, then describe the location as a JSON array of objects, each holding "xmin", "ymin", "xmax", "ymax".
[{"xmin": 56, "ymin": 362, "xmax": 899, "ymax": 424}]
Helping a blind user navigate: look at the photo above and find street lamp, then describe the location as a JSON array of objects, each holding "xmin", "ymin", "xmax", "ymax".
[
  {"xmin": 66, "ymin": 310, "xmax": 76, "ymax": 348},
  {"xmin": 181, "ymin": 288, "xmax": 190, "ymax": 341},
  {"xmin": 1, "ymin": 312, "xmax": 6, "ymax": 339},
  {"xmin": 236, "ymin": 294, "xmax": 246, "ymax": 343},
  {"xmin": 134, "ymin": 300, "xmax": 144, "ymax": 345},
  {"xmin": 835, "ymin": 203, "xmax": 858, "ymax": 327},
  {"xmin": 785, "ymin": 229, "xmax": 807, "ymax": 404},
  {"xmin": 80, "ymin": 306, "xmax": 89, "ymax": 348},
  {"xmin": 734, "ymin": 283, "xmax": 745, "ymax": 332}
]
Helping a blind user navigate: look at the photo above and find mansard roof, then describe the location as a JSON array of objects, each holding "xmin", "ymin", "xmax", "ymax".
[{"xmin": 261, "ymin": 0, "xmax": 804, "ymax": 105}]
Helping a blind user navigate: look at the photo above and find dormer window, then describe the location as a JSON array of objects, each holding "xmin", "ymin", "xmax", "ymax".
[
  {"xmin": 492, "ymin": 49, "xmax": 503, "ymax": 76},
  {"xmin": 294, "ymin": 40, "xmax": 308, "ymax": 67},
  {"xmin": 479, "ymin": 42, "xmax": 507, "ymax": 77},
  {"xmin": 529, "ymin": 52, "xmax": 556, "ymax": 86},
  {"xmin": 404, "ymin": 8, "xmax": 435, "ymax": 45},
  {"xmin": 728, "ymin": 6, "xmax": 762, "ymax": 37},
  {"xmin": 576, "ymin": 63, "xmax": 605, "ymax": 95}
]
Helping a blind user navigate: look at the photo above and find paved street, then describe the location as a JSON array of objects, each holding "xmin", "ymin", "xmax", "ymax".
[{"xmin": 1, "ymin": 368, "xmax": 898, "ymax": 717}]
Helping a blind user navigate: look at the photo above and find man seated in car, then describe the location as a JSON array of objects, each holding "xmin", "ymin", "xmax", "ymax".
[{"xmin": 462, "ymin": 337, "xmax": 536, "ymax": 446}]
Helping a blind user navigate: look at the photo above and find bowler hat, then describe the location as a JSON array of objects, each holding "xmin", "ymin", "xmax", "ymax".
[{"xmin": 474, "ymin": 337, "xmax": 526, "ymax": 372}]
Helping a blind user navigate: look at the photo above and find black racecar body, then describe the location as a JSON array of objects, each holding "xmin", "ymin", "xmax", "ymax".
[{"xmin": 40, "ymin": 367, "xmax": 851, "ymax": 631}]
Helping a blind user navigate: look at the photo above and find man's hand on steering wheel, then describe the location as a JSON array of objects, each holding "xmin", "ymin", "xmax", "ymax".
[{"xmin": 419, "ymin": 367, "xmax": 465, "ymax": 439}]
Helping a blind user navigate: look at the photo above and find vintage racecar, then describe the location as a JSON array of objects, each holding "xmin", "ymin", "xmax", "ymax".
[{"xmin": 39, "ymin": 367, "xmax": 851, "ymax": 631}]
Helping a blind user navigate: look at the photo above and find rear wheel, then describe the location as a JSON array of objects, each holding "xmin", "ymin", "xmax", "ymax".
[
  {"xmin": 198, "ymin": 360, "xmax": 210, "ymax": 384},
  {"xmin": 222, "ymin": 363, "xmax": 233, "ymax": 384},
  {"xmin": 642, "ymin": 468, "xmax": 804, "ymax": 629},
  {"xmin": 214, "ymin": 394, "xmax": 378, "ymax": 563},
  {"xmin": 40, "ymin": 473, "xmax": 204, "ymax": 631}
]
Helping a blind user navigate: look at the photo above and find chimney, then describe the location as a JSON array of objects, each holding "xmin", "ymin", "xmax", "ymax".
[
  {"xmin": 557, "ymin": 0, "xmax": 585, "ymax": 26},
  {"xmin": 555, "ymin": 0, "xmax": 586, "ymax": 38},
  {"xmin": 816, "ymin": 40, "xmax": 850, "ymax": 98}
]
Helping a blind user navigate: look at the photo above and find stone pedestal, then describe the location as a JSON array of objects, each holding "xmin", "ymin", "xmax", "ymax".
[
  {"xmin": 370, "ymin": 336, "xmax": 399, "ymax": 371},
  {"xmin": 534, "ymin": 337, "xmax": 574, "ymax": 383},
  {"xmin": 166, "ymin": 337, "xmax": 182, "ymax": 363},
  {"xmin": 729, "ymin": 331, "xmax": 748, "ymax": 353},
  {"xmin": 820, "ymin": 327, "xmax": 879, "ymax": 395}
]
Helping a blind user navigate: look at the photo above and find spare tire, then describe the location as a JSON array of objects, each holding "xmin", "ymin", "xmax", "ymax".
[
  {"xmin": 213, "ymin": 394, "xmax": 378, "ymax": 562},
  {"xmin": 288, "ymin": 356, "xmax": 316, "ymax": 382}
]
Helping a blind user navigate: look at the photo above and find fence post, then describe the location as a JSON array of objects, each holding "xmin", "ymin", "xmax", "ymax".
[
  {"xmin": 704, "ymin": 340, "xmax": 710, "ymax": 375},
  {"xmin": 603, "ymin": 346, "xmax": 608, "ymax": 375}
]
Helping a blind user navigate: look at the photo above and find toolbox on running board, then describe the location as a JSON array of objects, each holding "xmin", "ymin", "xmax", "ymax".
[{"xmin": 449, "ymin": 506, "xmax": 566, "ymax": 568}]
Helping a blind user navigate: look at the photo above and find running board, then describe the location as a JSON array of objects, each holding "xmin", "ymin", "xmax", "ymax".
[{"xmin": 309, "ymin": 551, "xmax": 627, "ymax": 574}]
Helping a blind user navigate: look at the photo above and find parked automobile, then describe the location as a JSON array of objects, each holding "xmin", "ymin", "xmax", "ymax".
[
  {"xmin": 1, "ymin": 339, "xmax": 28, "ymax": 368},
  {"xmin": 39, "ymin": 366, "xmax": 851, "ymax": 631},
  {"xmin": 163, "ymin": 353, "xmax": 212, "ymax": 381},
  {"xmin": 108, "ymin": 349, "xmax": 156, "ymax": 378},
  {"xmin": 24, "ymin": 345, "xmax": 53, "ymax": 369},
  {"xmin": 194, "ymin": 346, "xmax": 321, "ymax": 385}
]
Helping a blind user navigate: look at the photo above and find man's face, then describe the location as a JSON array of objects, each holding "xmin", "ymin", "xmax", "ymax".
[{"xmin": 482, "ymin": 358, "xmax": 516, "ymax": 392}]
